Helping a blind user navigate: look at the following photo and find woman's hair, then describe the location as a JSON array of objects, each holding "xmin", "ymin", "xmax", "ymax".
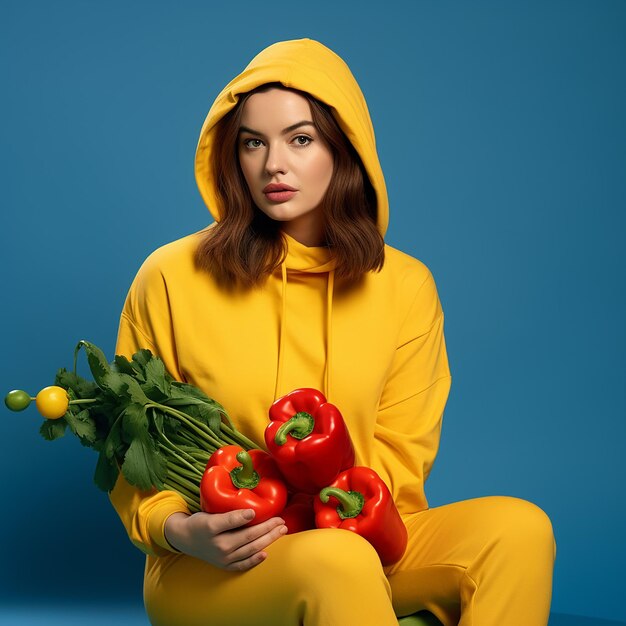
[{"xmin": 194, "ymin": 82, "xmax": 385, "ymax": 288}]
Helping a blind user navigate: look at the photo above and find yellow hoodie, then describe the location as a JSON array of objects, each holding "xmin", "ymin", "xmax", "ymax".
[{"xmin": 110, "ymin": 38, "xmax": 452, "ymax": 560}]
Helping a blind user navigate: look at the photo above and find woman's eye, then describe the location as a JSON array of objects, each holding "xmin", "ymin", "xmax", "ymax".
[
  {"xmin": 293, "ymin": 135, "xmax": 312, "ymax": 146},
  {"xmin": 243, "ymin": 138, "xmax": 263, "ymax": 149}
]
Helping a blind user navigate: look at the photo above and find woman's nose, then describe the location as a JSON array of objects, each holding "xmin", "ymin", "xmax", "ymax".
[{"xmin": 265, "ymin": 143, "xmax": 288, "ymax": 176}]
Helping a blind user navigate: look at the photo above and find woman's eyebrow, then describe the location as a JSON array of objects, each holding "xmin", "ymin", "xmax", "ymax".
[{"xmin": 238, "ymin": 121, "xmax": 315, "ymax": 136}]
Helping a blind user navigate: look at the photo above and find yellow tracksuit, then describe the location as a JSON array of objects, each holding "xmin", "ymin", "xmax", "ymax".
[{"xmin": 110, "ymin": 38, "xmax": 556, "ymax": 625}]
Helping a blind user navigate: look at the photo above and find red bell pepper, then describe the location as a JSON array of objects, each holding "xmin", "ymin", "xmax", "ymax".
[
  {"xmin": 314, "ymin": 466, "xmax": 408, "ymax": 566},
  {"xmin": 200, "ymin": 445, "xmax": 288, "ymax": 526},
  {"xmin": 281, "ymin": 492, "xmax": 316, "ymax": 534},
  {"xmin": 264, "ymin": 388, "xmax": 355, "ymax": 494}
]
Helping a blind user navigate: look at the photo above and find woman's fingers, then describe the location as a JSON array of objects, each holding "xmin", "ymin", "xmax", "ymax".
[
  {"xmin": 224, "ymin": 524, "xmax": 287, "ymax": 572},
  {"xmin": 224, "ymin": 520, "xmax": 288, "ymax": 566},
  {"xmin": 215, "ymin": 515, "xmax": 286, "ymax": 554},
  {"xmin": 166, "ymin": 509, "xmax": 289, "ymax": 571},
  {"xmin": 208, "ymin": 508, "xmax": 259, "ymax": 534}
]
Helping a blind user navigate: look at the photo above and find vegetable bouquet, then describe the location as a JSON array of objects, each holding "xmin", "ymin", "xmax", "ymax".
[
  {"xmin": 4, "ymin": 340, "xmax": 259, "ymax": 512},
  {"xmin": 6, "ymin": 341, "xmax": 409, "ymax": 565}
]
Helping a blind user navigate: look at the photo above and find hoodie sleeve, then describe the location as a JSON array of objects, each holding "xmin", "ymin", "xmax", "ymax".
[
  {"xmin": 373, "ymin": 269, "xmax": 452, "ymax": 515},
  {"xmin": 108, "ymin": 260, "xmax": 190, "ymax": 557}
]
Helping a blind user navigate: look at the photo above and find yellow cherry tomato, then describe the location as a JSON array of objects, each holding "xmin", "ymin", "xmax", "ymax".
[{"xmin": 35, "ymin": 386, "xmax": 69, "ymax": 420}]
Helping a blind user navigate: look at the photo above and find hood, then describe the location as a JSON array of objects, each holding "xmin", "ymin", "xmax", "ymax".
[
  {"xmin": 194, "ymin": 37, "xmax": 389, "ymax": 239},
  {"xmin": 193, "ymin": 38, "xmax": 388, "ymax": 402}
]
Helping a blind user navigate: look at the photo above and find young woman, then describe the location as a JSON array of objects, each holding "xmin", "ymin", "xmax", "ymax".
[{"xmin": 111, "ymin": 38, "xmax": 556, "ymax": 626}]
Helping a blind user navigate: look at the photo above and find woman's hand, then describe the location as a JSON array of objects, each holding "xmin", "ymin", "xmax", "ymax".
[{"xmin": 164, "ymin": 509, "xmax": 288, "ymax": 571}]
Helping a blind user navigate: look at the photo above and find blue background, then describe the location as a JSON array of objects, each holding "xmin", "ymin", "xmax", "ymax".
[{"xmin": 1, "ymin": 0, "xmax": 624, "ymax": 623}]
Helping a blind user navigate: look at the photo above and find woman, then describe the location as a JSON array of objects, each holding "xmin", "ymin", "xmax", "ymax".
[{"xmin": 111, "ymin": 38, "xmax": 556, "ymax": 626}]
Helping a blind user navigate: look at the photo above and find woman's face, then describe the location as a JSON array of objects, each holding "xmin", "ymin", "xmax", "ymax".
[{"xmin": 237, "ymin": 87, "xmax": 334, "ymax": 247}]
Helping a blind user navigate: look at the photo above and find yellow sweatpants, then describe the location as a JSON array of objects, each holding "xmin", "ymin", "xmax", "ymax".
[{"xmin": 143, "ymin": 496, "xmax": 556, "ymax": 626}]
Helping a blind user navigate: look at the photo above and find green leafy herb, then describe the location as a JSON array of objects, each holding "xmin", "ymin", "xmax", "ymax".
[
  {"xmin": 22, "ymin": 339, "xmax": 263, "ymax": 513},
  {"xmin": 65, "ymin": 409, "xmax": 97, "ymax": 444},
  {"xmin": 40, "ymin": 419, "xmax": 67, "ymax": 441}
]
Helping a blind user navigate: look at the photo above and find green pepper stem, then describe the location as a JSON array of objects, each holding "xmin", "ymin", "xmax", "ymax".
[
  {"xmin": 319, "ymin": 487, "xmax": 365, "ymax": 519},
  {"xmin": 69, "ymin": 398, "xmax": 98, "ymax": 405},
  {"xmin": 230, "ymin": 451, "xmax": 260, "ymax": 489},
  {"xmin": 274, "ymin": 412, "xmax": 315, "ymax": 445}
]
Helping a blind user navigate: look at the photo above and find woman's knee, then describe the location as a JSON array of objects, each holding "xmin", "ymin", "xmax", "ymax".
[
  {"xmin": 486, "ymin": 496, "xmax": 556, "ymax": 559},
  {"xmin": 264, "ymin": 529, "xmax": 396, "ymax": 623},
  {"xmin": 271, "ymin": 528, "xmax": 387, "ymax": 585}
]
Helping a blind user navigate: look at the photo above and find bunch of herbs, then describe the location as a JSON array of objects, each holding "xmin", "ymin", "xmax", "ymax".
[{"xmin": 42, "ymin": 340, "xmax": 260, "ymax": 512}]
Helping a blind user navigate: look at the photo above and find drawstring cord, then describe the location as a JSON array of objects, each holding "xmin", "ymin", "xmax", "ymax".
[
  {"xmin": 273, "ymin": 261, "xmax": 335, "ymax": 402},
  {"xmin": 274, "ymin": 260, "xmax": 288, "ymax": 401},
  {"xmin": 324, "ymin": 269, "xmax": 335, "ymax": 400}
]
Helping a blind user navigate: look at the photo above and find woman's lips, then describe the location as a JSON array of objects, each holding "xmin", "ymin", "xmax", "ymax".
[{"xmin": 264, "ymin": 190, "xmax": 297, "ymax": 202}]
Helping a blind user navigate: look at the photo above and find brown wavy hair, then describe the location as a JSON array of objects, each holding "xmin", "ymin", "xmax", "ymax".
[{"xmin": 194, "ymin": 82, "xmax": 385, "ymax": 289}]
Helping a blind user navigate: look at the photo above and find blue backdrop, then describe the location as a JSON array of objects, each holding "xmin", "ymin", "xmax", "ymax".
[{"xmin": 1, "ymin": 1, "xmax": 624, "ymax": 622}]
